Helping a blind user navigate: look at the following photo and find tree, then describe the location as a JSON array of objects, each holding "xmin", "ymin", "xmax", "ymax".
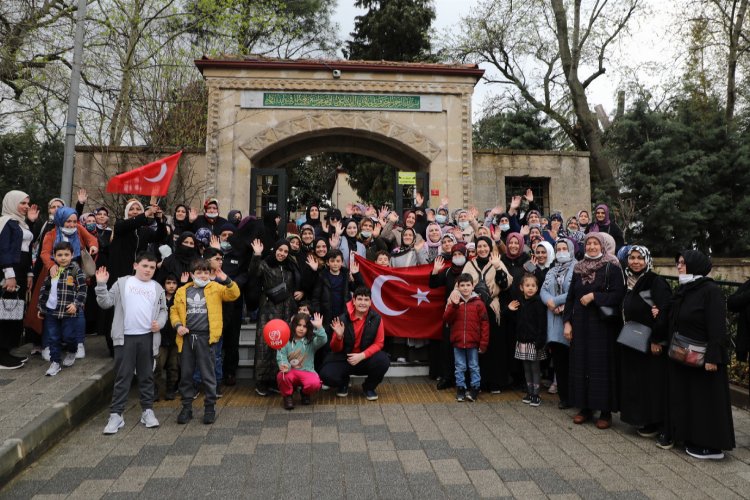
[
  {"xmin": 0, "ymin": 128, "xmax": 64, "ymax": 205},
  {"xmin": 473, "ymin": 104, "xmax": 556, "ymax": 150},
  {"xmin": 345, "ymin": 157, "xmax": 396, "ymax": 207},
  {"xmin": 450, "ymin": 0, "xmax": 643, "ymax": 196},
  {"xmin": 344, "ymin": 0, "xmax": 436, "ymax": 61},
  {"xmin": 285, "ymin": 153, "xmax": 338, "ymax": 211}
]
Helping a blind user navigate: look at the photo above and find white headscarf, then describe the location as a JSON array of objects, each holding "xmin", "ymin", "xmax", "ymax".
[
  {"xmin": 0, "ymin": 190, "xmax": 30, "ymax": 236},
  {"xmin": 124, "ymin": 199, "xmax": 144, "ymax": 219}
]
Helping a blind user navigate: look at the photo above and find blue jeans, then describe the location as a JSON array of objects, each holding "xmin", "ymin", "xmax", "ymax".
[
  {"xmin": 44, "ymin": 311, "xmax": 80, "ymax": 363},
  {"xmin": 454, "ymin": 347, "xmax": 480, "ymax": 389}
]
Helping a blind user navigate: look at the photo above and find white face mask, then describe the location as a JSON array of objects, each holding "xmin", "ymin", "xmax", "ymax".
[
  {"xmin": 499, "ymin": 223, "xmax": 510, "ymax": 232},
  {"xmin": 452, "ymin": 256, "xmax": 466, "ymax": 267},
  {"xmin": 360, "ymin": 231, "xmax": 372, "ymax": 239},
  {"xmin": 556, "ymin": 252, "xmax": 571, "ymax": 263},
  {"xmin": 193, "ymin": 278, "xmax": 209, "ymax": 288},
  {"xmin": 458, "ymin": 221, "xmax": 469, "ymax": 230},
  {"xmin": 585, "ymin": 252, "xmax": 602, "ymax": 260},
  {"xmin": 436, "ymin": 214, "xmax": 447, "ymax": 224},
  {"xmin": 61, "ymin": 227, "xmax": 77, "ymax": 236},
  {"xmin": 205, "ymin": 211, "xmax": 218, "ymax": 219}
]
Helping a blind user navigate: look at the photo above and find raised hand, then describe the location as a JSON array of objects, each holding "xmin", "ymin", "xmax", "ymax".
[
  {"xmin": 440, "ymin": 197, "xmax": 449, "ymax": 208},
  {"xmin": 88, "ymin": 246, "xmax": 98, "ymax": 256},
  {"xmin": 469, "ymin": 206, "xmax": 479, "ymax": 220},
  {"xmin": 329, "ymin": 233, "xmax": 340, "ymax": 249},
  {"xmin": 415, "ymin": 239, "xmax": 425, "ymax": 251},
  {"xmin": 188, "ymin": 207, "xmax": 198, "ymax": 222},
  {"xmin": 310, "ymin": 312, "xmax": 324, "ymax": 329},
  {"xmin": 293, "ymin": 291, "xmax": 304, "ymax": 301},
  {"xmin": 27, "ymin": 204, "xmax": 40, "ymax": 222},
  {"xmin": 508, "ymin": 300, "xmax": 520, "ymax": 311},
  {"xmin": 525, "ymin": 188, "xmax": 534, "ymax": 202},
  {"xmin": 331, "ymin": 317, "xmax": 345, "ymax": 338},
  {"xmin": 180, "ymin": 272, "xmax": 190, "ymax": 283},
  {"xmin": 77, "ymin": 188, "xmax": 88, "ymax": 205},
  {"xmin": 349, "ymin": 253, "xmax": 359, "ymax": 274},
  {"xmin": 415, "ymin": 192, "xmax": 424, "ymax": 207},
  {"xmin": 387, "ymin": 211, "xmax": 399, "ymax": 223},
  {"xmin": 520, "ymin": 225, "xmax": 530, "ymax": 236},
  {"xmin": 378, "ymin": 206, "xmax": 389, "ymax": 220},
  {"xmin": 489, "ymin": 250, "xmax": 502, "ymax": 269},
  {"xmin": 251, "ymin": 239, "xmax": 264, "ymax": 255},
  {"xmin": 95, "ymin": 266, "xmax": 109, "ymax": 284},
  {"xmin": 433, "ymin": 255, "xmax": 444, "ymax": 273},
  {"xmin": 210, "ymin": 234, "xmax": 221, "ymax": 249},
  {"xmin": 373, "ymin": 222, "xmax": 382, "ymax": 238},
  {"xmin": 510, "ymin": 195, "xmax": 522, "ymax": 210},
  {"xmin": 449, "ymin": 289, "xmax": 461, "ymax": 305},
  {"xmin": 306, "ymin": 253, "xmax": 319, "ymax": 271}
]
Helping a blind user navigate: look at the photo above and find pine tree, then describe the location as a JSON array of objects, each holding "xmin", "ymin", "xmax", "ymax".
[{"xmin": 473, "ymin": 105, "xmax": 556, "ymax": 150}]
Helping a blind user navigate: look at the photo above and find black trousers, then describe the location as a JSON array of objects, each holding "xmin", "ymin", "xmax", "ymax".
[
  {"xmin": 221, "ymin": 296, "xmax": 244, "ymax": 377},
  {"xmin": 319, "ymin": 351, "xmax": 390, "ymax": 391},
  {"xmin": 549, "ymin": 342, "xmax": 570, "ymax": 403}
]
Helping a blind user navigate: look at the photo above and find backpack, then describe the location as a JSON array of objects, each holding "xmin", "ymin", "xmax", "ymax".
[{"xmin": 470, "ymin": 261, "xmax": 493, "ymax": 308}]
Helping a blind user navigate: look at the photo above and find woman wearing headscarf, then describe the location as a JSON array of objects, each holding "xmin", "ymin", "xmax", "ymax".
[
  {"xmin": 157, "ymin": 232, "xmax": 197, "ymax": 284},
  {"xmin": 618, "ymin": 245, "xmax": 672, "ymax": 439},
  {"xmin": 389, "ymin": 227, "xmax": 427, "ymax": 268},
  {"xmin": 107, "ymin": 200, "xmax": 166, "ymax": 285},
  {"xmin": 339, "ymin": 219, "xmax": 366, "ymax": 268},
  {"xmin": 563, "ymin": 232, "xmax": 625, "ymax": 429},
  {"xmin": 171, "ymin": 204, "xmax": 192, "ymax": 243},
  {"xmin": 0, "ymin": 191, "xmax": 34, "ymax": 368},
  {"xmin": 462, "ymin": 236, "xmax": 512, "ymax": 393},
  {"xmin": 501, "ymin": 232, "xmax": 532, "ymax": 388},
  {"xmin": 423, "ymin": 222, "xmax": 444, "ymax": 263},
  {"xmin": 540, "ymin": 238, "xmax": 577, "ymax": 409},
  {"xmin": 663, "ymin": 250, "xmax": 734, "ymax": 459},
  {"xmin": 249, "ymin": 238, "xmax": 301, "ymax": 396},
  {"xmin": 531, "ymin": 241, "xmax": 555, "ymax": 286},
  {"xmin": 587, "ymin": 204, "xmax": 625, "ymax": 253},
  {"xmin": 577, "ymin": 210, "xmax": 591, "ymax": 233},
  {"xmin": 301, "ymin": 204, "xmax": 322, "ymax": 235}
]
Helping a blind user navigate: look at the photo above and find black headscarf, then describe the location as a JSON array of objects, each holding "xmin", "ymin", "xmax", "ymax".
[
  {"xmin": 304, "ymin": 204, "xmax": 321, "ymax": 228},
  {"xmin": 265, "ymin": 238, "xmax": 291, "ymax": 268},
  {"xmin": 474, "ymin": 236, "xmax": 494, "ymax": 269},
  {"xmin": 677, "ymin": 249, "xmax": 712, "ymax": 277},
  {"xmin": 174, "ymin": 231, "xmax": 198, "ymax": 265}
]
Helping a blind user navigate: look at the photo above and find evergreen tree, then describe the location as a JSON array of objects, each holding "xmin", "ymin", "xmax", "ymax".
[
  {"xmin": 473, "ymin": 105, "xmax": 556, "ymax": 150},
  {"xmin": 0, "ymin": 128, "xmax": 64, "ymax": 206},
  {"xmin": 344, "ymin": 0, "xmax": 436, "ymax": 61}
]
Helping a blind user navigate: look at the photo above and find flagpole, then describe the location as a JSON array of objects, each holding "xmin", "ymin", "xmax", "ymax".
[{"xmin": 60, "ymin": 0, "xmax": 88, "ymax": 205}]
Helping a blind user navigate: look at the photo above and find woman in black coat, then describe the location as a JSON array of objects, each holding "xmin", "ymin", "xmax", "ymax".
[
  {"xmin": 664, "ymin": 250, "xmax": 734, "ymax": 459},
  {"xmin": 618, "ymin": 245, "xmax": 672, "ymax": 438},
  {"xmin": 157, "ymin": 231, "xmax": 197, "ymax": 284},
  {"xmin": 563, "ymin": 232, "xmax": 625, "ymax": 429}
]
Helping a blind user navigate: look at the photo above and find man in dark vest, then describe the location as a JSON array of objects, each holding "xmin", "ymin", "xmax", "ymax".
[{"xmin": 319, "ymin": 287, "xmax": 390, "ymax": 400}]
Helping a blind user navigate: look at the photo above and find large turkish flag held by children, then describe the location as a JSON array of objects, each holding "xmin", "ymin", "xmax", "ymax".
[
  {"xmin": 354, "ymin": 255, "xmax": 445, "ymax": 340},
  {"xmin": 106, "ymin": 151, "xmax": 182, "ymax": 197}
]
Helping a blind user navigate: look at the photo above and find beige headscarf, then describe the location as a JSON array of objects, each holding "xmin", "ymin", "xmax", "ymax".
[{"xmin": 0, "ymin": 190, "xmax": 30, "ymax": 236}]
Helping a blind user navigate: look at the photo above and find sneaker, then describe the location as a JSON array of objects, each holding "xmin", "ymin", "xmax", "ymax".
[
  {"xmin": 140, "ymin": 409, "xmax": 160, "ymax": 428},
  {"xmin": 321, "ymin": 384, "xmax": 330, "ymax": 391},
  {"xmin": 301, "ymin": 393, "xmax": 311, "ymax": 405},
  {"xmin": 216, "ymin": 387, "xmax": 223, "ymax": 399},
  {"xmin": 522, "ymin": 394, "xmax": 532, "ymax": 404},
  {"xmin": 103, "ymin": 413, "xmax": 124, "ymax": 434},
  {"xmin": 283, "ymin": 396, "xmax": 295, "ymax": 410},
  {"xmin": 254, "ymin": 382, "xmax": 268, "ymax": 397},
  {"xmin": 62, "ymin": 352, "xmax": 76, "ymax": 367},
  {"xmin": 656, "ymin": 433, "xmax": 674, "ymax": 450},
  {"xmin": 177, "ymin": 407, "xmax": 192, "ymax": 424},
  {"xmin": 547, "ymin": 383, "xmax": 558, "ymax": 394},
  {"xmin": 637, "ymin": 424, "xmax": 660, "ymax": 438},
  {"xmin": 456, "ymin": 387, "xmax": 466, "ymax": 402},
  {"xmin": 30, "ymin": 345, "xmax": 42, "ymax": 356},
  {"xmin": 530, "ymin": 395, "xmax": 541, "ymax": 407},
  {"xmin": 364, "ymin": 388, "xmax": 378, "ymax": 401},
  {"xmin": 45, "ymin": 361, "xmax": 62, "ymax": 376},
  {"xmin": 336, "ymin": 385, "xmax": 349, "ymax": 397},
  {"xmin": 686, "ymin": 446, "xmax": 724, "ymax": 460},
  {"xmin": 203, "ymin": 407, "xmax": 216, "ymax": 425},
  {"xmin": 489, "ymin": 386, "xmax": 502, "ymax": 394},
  {"xmin": 466, "ymin": 388, "xmax": 479, "ymax": 402},
  {"xmin": 0, "ymin": 354, "xmax": 24, "ymax": 370},
  {"xmin": 75, "ymin": 343, "xmax": 85, "ymax": 359},
  {"xmin": 41, "ymin": 347, "xmax": 50, "ymax": 361}
]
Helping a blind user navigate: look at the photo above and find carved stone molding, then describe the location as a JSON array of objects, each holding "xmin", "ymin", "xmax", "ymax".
[
  {"xmin": 204, "ymin": 77, "xmax": 475, "ymax": 96},
  {"xmin": 238, "ymin": 111, "xmax": 443, "ymax": 164}
]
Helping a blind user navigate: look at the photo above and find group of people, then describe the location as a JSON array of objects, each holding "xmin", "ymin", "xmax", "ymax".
[{"xmin": 0, "ymin": 187, "xmax": 744, "ymax": 460}]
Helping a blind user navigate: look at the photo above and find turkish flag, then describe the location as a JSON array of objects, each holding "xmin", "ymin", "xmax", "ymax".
[
  {"xmin": 106, "ymin": 151, "xmax": 182, "ymax": 197},
  {"xmin": 354, "ymin": 255, "xmax": 446, "ymax": 340}
]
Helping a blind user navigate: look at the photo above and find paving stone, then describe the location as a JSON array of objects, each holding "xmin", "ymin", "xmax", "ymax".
[
  {"xmin": 454, "ymin": 448, "xmax": 492, "ymax": 470},
  {"xmin": 431, "ymin": 458, "xmax": 471, "ymax": 485},
  {"xmin": 369, "ymin": 450, "xmax": 398, "ymax": 462},
  {"xmin": 34, "ymin": 467, "xmax": 92, "ymax": 495},
  {"xmin": 407, "ymin": 472, "xmax": 448, "ymax": 499},
  {"xmin": 339, "ymin": 432, "xmax": 367, "ymax": 453},
  {"xmin": 525, "ymin": 467, "xmax": 575, "ymax": 495},
  {"xmin": 495, "ymin": 467, "xmax": 530, "ymax": 482},
  {"xmin": 398, "ymin": 450, "xmax": 432, "ymax": 473},
  {"xmin": 391, "ymin": 431, "xmax": 422, "ymax": 450},
  {"xmin": 467, "ymin": 469, "xmax": 512, "ymax": 498}
]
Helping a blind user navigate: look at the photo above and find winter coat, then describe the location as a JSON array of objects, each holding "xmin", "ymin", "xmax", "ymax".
[
  {"xmin": 108, "ymin": 214, "xmax": 167, "ymax": 285},
  {"xmin": 311, "ymin": 267, "xmax": 363, "ymax": 327},
  {"xmin": 540, "ymin": 261, "xmax": 575, "ymax": 345},
  {"xmin": 443, "ymin": 294, "xmax": 490, "ymax": 352},
  {"xmin": 509, "ymin": 294, "xmax": 548, "ymax": 348},
  {"xmin": 170, "ymin": 278, "xmax": 240, "ymax": 351}
]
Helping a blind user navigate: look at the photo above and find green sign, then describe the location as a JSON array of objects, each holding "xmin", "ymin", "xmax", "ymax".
[
  {"xmin": 262, "ymin": 92, "xmax": 421, "ymax": 110},
  {"xmin": 398, "ymin": 172, "xmax": 417, "ymax": 185}
]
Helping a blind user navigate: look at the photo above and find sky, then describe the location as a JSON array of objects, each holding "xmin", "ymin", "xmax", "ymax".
[{"xmin": 333, "ymin": 0, "xmax": 680, "ymax": 122}]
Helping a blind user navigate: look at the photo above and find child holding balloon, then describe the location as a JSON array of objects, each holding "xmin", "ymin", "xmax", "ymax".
[{"xmin": 276, "ymin": 312, "xmax": 327, "ymax": 410}]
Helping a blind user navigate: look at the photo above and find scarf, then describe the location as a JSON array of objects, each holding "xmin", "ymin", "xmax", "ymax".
[
  {"xmin": 536, "ymin": 241, "xmax": 555, "ymax": 269},
  {"xmin": 625, "ymin": 245, "xmax": 652, "ymax": 290},
  {"xmin": 574, "ymin": 233, "xmax": 620, "ymax": 285},
  {"xmin": 504, "ymin": 232, "xmax": 524, "ymax": 260},
  {"xmin": 0, "ymin": 190, "xmax": 30, "ymax": 237},
  {"xmin": 53, "ymin": 206, "xmax": 82, "ymax": 258},
  {"xmin": 424, "ymin": 222, "xmax": 442, "ymax": 248},
  {"xmin": 124, "ymin": 199, "xmax": 144, "ymax": 219},
  {"xmin": 544, "ymin": 238, "xmax": 577, "ymax": 294},
  {"xmin": 589, "ymin": 204, "xmax": 611, "ymax": 233}
]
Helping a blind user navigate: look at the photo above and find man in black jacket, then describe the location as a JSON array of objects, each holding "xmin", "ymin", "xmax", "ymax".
[{"xmin": 319, "ymin": 287, "xmax": 390, "ymax": 401}]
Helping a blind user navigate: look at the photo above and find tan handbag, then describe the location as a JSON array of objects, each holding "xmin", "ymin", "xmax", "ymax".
[{"xmin": 80, "ymin": 249, "xmax": 96, "ymax": 277}]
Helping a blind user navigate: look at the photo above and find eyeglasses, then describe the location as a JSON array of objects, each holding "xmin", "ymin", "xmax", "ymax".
[
  {"xmin": 676, "ymin": 260, "xmax": 685, "ymax": 267},
  {"xmin": 212, "ymin": 256, "xmax": 224, "ymax": 261}
]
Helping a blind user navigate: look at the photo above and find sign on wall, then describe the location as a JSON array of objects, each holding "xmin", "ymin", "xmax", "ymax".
[{"xmin": 241, "ymin": 91, "xmax": 442, "ymax": 112}]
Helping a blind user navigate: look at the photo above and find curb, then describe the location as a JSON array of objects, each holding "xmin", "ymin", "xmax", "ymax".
[
  {"xmin": 730, "ymin": 383, "xmax": 749, "ymax": 410},
  {"xmin": 0, "ymin": 364, "xmax": 114, "ymax": 487}
]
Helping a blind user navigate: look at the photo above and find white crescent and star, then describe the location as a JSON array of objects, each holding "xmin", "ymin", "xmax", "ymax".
[
  {"xmin": 370, "ymin": 275, "xmax": 430, "ymax": 317},
  {"xmin": 143, "ymin": 162, "xmax": 167, "ymax": 183}
]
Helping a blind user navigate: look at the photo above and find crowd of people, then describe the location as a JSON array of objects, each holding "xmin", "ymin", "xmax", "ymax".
[{"xmin": 0, "ymin": 186, "xmax": 745, "ymax": 460}]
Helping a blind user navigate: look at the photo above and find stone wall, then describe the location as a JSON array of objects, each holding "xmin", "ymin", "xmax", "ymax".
[
  {"xmin": 653, "ymin": 258, "xmax": 750, "ymax": 285},
  {"xmin": 472, "ymin": 149, "xmax": 591, "ymax": 218}
]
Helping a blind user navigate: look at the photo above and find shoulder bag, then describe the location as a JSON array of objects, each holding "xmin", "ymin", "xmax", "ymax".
[
  {"xmin": 617, "ymin": 321, "xmax": 652, "ymax": 353},
  {"xmin": 668, "ymin": 332, "xmax": 707, "ymax": 368},
  {"xmin": 266, "ymin": 269, "xmax": 289, "ymax": 304},
  {"xmin": 598, "ymin": 263, "xmax": 619, "ymax": 321},
  {"xmin": 0, "ymin": 288, "xmax": 25, "ymax": 321}
]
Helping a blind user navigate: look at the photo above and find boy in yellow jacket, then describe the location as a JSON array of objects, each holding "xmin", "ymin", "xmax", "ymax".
[{"xmin": 171, "ymin": 258, "xmax": 240, "ymax": 424}]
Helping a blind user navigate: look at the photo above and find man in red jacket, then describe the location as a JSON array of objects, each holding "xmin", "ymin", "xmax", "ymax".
[
  {"xmin": 319, "ymin": 287, "xmax": 390, "ymax": 401},
  {"xmin": 443, "ymin": 274, "xmax": 490, "ymax": 402}
]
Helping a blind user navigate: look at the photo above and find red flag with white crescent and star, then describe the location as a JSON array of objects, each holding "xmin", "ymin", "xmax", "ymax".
[
  {"xmin": 106, "ymin": 151, "xmax": 182, "ymax": 197},
  {"xmin": 354, "ymin": 255, "xmax": 446, "ymax": 339}
]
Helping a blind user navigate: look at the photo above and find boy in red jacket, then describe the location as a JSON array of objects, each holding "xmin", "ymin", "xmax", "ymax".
[{"xmin": 443, "ymin": 273, "xmax": 490, "ymax": 402}]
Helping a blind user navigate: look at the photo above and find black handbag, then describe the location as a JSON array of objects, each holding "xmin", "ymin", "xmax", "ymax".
[
  {"xmin": 617, "ymin": 321, "xmax": 652, "ymax": 353},
  {"xmin": 598, "ymin": 263, "xmax": 619, "ymax": 321},
  {"xmin": 266, "ymin": 268, "xmax": 290, "ymax": 304},
  {"xmin": 668, "ymin": 332, "xmax": 707, "ymax": 368}
]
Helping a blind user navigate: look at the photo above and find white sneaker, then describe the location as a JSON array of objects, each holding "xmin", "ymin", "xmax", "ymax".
[
  {"xmin": 103, "ymin": 413, "xmax": 124, "ymax": 434},
  {"xmin": 41, "ymin": 347, "xmax": 50, "ymax": 361},
  {"xmin": 140, "ymin": 409, "xmax": 160, "ymax": 428},
  {"xmin": 62, "ymin": 352, "xmax": 76, "ymax": 367},
  {"xmin": 75, "ymin": 343, "xmax": 85, "ymax": 359},
  {"xmin": 45, "ymin": 362, "xmax": 61, "ymax": 376}
]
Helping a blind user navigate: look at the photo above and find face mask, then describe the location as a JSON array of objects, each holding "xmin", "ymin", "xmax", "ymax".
[
  {"xmin": 452, "ymin": 256, "xmax": 466, "ymax": 267},
  {"xmin": 220, "ymin": 241, "xmax": 232, "ymax": 252},
  {"xmin": 193, "ymin": 278, "xmax": 209, "ymax": 288},
  {"xmin": 585, "ymin": 252, "xmax": 602, "ymax": 260},
  {"xmin": 678, "ymin": 274, "xmax": 696, "ymax": 284},
  {"xmin": 436, "ymin": 214, "xmax": 447, "ymax": 224},
  {"xmin": 567, "ymin": 226, "xmax": 577, "ymax": 232},
  {"xmin": 499, "ymin": 223, "xmax": 510, "ymax": 232},
  {"xmin": 556, "ymin": 252, "xmax": 571, "ymax": 263},
  {"xmin": 458, "ymin": 221, "xmax": 469, "ymax": 230},
  {"xmin": 85, "ymin": 223, "xmax": 97, "ymax": 232},
  {"xmin": 61, "ymin": 227, "xmax": 77, "ymax": 236},
  {"xmin": 360, "ymin": 231, "xmax": 372, "ymax": 239},
  {"xmin": 529, "ymin": 223, "xmax": 541, "ymax": 229},
  {"xmin": 205, "ymin": 211, "xmax": 218, "ymax": 219}
]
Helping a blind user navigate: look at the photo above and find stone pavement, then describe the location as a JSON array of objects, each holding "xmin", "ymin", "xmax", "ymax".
[{"xmin": 1, "ymin": 378, "xmax": 749, "ymax": 499}]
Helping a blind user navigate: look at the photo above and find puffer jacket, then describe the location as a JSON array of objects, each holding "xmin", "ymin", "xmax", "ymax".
[
  {"xmin": 170, "ymin": 278, "xmax": 240, "ymax": 351},
  {"xmin": 443, "ymin": 293, "xmax": 490, "ymax": 351}
]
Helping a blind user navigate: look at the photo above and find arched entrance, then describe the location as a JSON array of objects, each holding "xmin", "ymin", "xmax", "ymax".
[{"xmin": 195, "ymin": 57, "xmax": 483, "ymax": 219}]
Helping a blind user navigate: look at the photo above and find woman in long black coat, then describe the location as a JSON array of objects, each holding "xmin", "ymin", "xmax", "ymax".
[
  {"xmin": 563, "ymin": 232, "xmax": 625, "ymax": 429},
  {"xmin": 664, "ymin": 250, "xmax": 734, "ymax": 459},
  {"xmin": 618, "ymin": 245, "xmax": 672, "ymax": 437}
]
